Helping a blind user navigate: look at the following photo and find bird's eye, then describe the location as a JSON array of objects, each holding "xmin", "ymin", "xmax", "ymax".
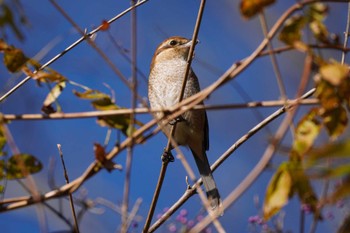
[{"xmin": 169, "ymin": 40, "xmax": 177, "ymax": 46}]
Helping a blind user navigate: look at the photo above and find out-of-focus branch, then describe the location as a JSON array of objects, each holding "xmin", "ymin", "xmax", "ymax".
[
  {"xmin": 0, "ymin": 0, "xmax": 149, "ymax": 102},
  {"xmin": 2, "ymin": 98, "xmax": 319, "ymax": 121},
  {"xmin": 148, "ymin": 87, "xmax": 315, "ymax": 232}
]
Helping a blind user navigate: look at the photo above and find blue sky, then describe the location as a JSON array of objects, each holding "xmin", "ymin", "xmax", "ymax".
[{"xmin": 0, "ymin": 0, "xmax": 349, "ymax": 232}]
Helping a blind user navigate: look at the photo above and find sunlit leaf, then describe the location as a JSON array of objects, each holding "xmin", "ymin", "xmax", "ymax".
[
  {"xmin": 292, "ymin": 109, "xmax": 321, "ymax": 157},
  {"xmin": 1, "ymin": 154, "xmax": 42, "ymax": 180},
  {"xmin": 309, "ymin": 20, "xmax": 329, "ymax": 43},
  {"xmin": 0, "ymin": 184, "xmax": 4, "ymax": 193},
  {"xmin": 92, "ymin": 98, "xmax": 118, "ymax": 111},
  {"xmin": 307, "ymin": 3, "xmax": 329, "ymax": 22},
  {"xmin": 239, "ymin": 0, "xmax": 275, "ymax": 19},
  {"xmin": 293, "ymin": 167, "xmax": 319, "ymax": 213},
  {"xmin": 42, "ymin": 81, "xmax": 66, "ymax": 114},
  {"xmin": 30, "ymin": 69, "xmax": 66, "ymax": 83},
  {"xmin": 279, "ymin": 15, "xmax": 306, "ymax": 46},
  {"xmin": 314, "ymin": 79, "xmax": 341, "ymax": 110},
  {"xmin": 320, "ymin": 62, "xmax": 349, "ymax": 86},
  {"xmin": 322, "ymin": 106, "xmax": 348, "ymax": 139},
  {"xmin": 73, "ymin": 89, "xmax": 110, "ymax": 100},
  {"xmin": 263, "ymin": 162, "xmax": 292, "ymax": 220}
]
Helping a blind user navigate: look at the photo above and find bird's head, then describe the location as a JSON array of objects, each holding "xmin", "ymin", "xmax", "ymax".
[{"xmin": 150, "ymin": 36, "xmax": 196, "ymax": 70}]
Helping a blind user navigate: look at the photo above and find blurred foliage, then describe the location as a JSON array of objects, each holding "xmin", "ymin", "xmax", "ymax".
[
  {"xmin": 74, "ymin": 89, "xmax": 143, "ymax": 137},
  {"xmin": 239, "ymin": 0, "xmax": 276, "ymax": 19},
  {"xmin": 0, "ymin": 0, "xmax": 28, "ymax": 41},
  {"xmin": 0, "ymin": 121, "xmax": 42, "ymax": 193},
  {"xmin": 263, "ymin": 3, "xmax": 350, "ymax": 228}
]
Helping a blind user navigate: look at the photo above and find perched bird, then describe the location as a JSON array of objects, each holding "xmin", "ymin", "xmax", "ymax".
[{"xmin": 148, "ymin": 36, "xmax": 221, "ymax": 211}]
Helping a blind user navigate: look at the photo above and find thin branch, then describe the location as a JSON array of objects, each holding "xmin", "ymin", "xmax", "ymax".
[
  {"xmin": 57, "ymin": 144, "xmax": 80, "ymax": 233},
  {"xmin": 0, "ymin": 0, "xmax": 149, "ymax": 103},
  {"xmin": 148, "ymin": 87, "xmax": 316, "ymax": 233},
  {"xmin": 259, "ymin": 11, "xmax": 287, "ymax": 100},
  {"xmin": 341, "ymin": 1, "xmax": 350, "ymax": 64},
  {"xmin": 189, "ymin": 53, "xmax": 313, "ymax": 233},
  {"xmin": 1, "ymin": 98, "xmax": 319, "ymax": 121},
  {"xmin": 121, "ymin": 1, "xmax": 138, "ymax": 232},
  {"xmin": 142, "ymin": 0, "xmax": 206, "ymax": 232},
  {"xmin": 0, "ymin": 0, "xmax": 337, "ymax": 215}
]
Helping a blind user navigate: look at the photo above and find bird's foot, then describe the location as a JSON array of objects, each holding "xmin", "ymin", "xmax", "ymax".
[
  {"xmin": 161, "ymin": 150, "xmax": 174, "ymax": 163},
  {"xmin": 169, "ymin": 116, "xmax": 184, "ymax": 125}
]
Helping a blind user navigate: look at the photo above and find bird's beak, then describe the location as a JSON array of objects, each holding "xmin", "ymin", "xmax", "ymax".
[{"xmin": 182, "ymin": 39, "xmax": 199, "ymax": 48}]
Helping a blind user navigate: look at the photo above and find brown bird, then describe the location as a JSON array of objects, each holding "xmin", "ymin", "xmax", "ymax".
[{"xmin": 148, "ymin": 36, "xmax": 221, "ymax": 211}]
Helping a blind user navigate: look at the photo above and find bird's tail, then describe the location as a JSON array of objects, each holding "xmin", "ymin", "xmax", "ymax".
[{"xmin": 192, "ymin": 150, "xmax": 222, "ymax": 215}]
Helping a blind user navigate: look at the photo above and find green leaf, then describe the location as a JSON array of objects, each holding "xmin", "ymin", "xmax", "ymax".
[
  {"xmin": 239, "ymin": 0, "xmax": 276, "ymax": 19},
  {"xmin": 92, "ymin": 98, "xmax": 118, "ymax": 111},
  {"xmin": 1, "ymin": 154, "xmax": 43, "ymax": 180},
  {"xmin": 0, "ymin": 124, "xmax": 7, "ymax": 156},
  {"xmin": 293, "ymin": 166, "xmax": 318, "ymax": 212},
  {"xmin": 263, "ymin": 162, "xmax": 292, "ymax": 220},
  {"xmin": 0, "ymin": 4, "xmax": 25, "ymax": 41},
  {"xmin": 292, "ymin": 109, "xmax": 322, "ymax": 157},
  {"xmin": 307, "ymin": 3, "xmax": 328, "ymax": 22},
  {"xmin": 3, "ymin": 47, "xmax": 28, "ymax": 72},
  {"xmin": 309, "ymin": 20, "xmax": 329, "ymax": 43},
  {"xmin": 73, "ymin": 89, "xmax": 110, "ymax": 100},
  {"xmin": 74, "ymin": 89, "xmax": 144, "ymax": 137},
  {"xmin": 314, "ymin": 79, "xmax": 341, "ymax": 111}
]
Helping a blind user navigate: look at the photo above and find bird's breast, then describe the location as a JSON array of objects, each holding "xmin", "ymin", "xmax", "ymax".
[{"xmin": 149, "ymin": 59, "xmax": 188, "ymax": 108}]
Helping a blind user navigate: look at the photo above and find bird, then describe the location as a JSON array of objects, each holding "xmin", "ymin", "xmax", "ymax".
[{"xmin": 148, "ymin": 36, "xmax": 221, "ymax": 212}]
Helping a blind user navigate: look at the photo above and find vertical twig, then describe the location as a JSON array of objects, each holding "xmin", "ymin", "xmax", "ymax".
[
  {"xmin": 57, "ymin": 144, "xmax": 80, "ymax": 233},
  {"xmin": 121, "ymin": 0, "xmax": 138, "ymax": 232},
  {"xmin": 259, "ymin": 11, "xmax": 287, "ymax": 101},
  {"xmin": 189, "ymin": 54, "xmax": 313, "ymax": 233},
  {"xmin": 142, "ymin": 1, "xmax": 206, "ymax": 232},
  {"xmin": 341, "ymin": 1, "xmax": 350, "ymax": 64}
]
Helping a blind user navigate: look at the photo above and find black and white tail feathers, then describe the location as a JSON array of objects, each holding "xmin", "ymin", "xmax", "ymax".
[{"xmin": 191, "ymin": 149, "xmax": 222, "ymax": 215}]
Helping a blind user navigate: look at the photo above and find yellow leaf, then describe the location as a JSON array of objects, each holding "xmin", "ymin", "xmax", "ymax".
[
  {"xmin": 263, "ymin": 163, "xmax": 292, "ymax": 220},
  {"xmin": 320, "ymin": 62, "xmax": 349, "ymax": 86}
]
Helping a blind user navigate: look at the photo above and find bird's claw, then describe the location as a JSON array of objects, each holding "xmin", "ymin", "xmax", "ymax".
[
  {"xmin": 169, "ymin": 116, "xmax": 184, "ymax": 125},
  {"xmin": 161, "ymin": 151, "xmax": 174, "ymax": 162}
]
